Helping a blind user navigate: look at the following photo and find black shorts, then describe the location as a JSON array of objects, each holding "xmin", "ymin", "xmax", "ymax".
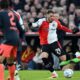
[{"xmin": 42, "ymin": 41, "xmax": 66, "ymax": 57}]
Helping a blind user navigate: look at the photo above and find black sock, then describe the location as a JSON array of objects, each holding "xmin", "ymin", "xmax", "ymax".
[{"xmin": 42, "ymin": 58, "xmax": 54, "ymax": 72}]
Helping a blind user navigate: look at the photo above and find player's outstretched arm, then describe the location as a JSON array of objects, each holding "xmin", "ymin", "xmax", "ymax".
[
  {"xmin": 32, "ymin": 18, "xmax": 46, "ymax": 28},
  {"xmin": 32, "ymin": 22, "xmax": 39, "ymax": 28},
  {"xmin": 57, "ymin": 20, "xmax": 72, "ymax": 33},
  {"xmin": 59, "ymin": 25, "xmax": 72, "ymax": 33}
]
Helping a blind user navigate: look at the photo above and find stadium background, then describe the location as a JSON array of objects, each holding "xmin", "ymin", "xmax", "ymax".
[{"xmin": 1, "ymin": 0, "xmax": 80, "ymax": 70}]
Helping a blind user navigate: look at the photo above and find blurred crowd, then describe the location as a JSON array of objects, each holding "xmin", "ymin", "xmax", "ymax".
[
  {"xmin": 12, "ymin": 0, "xmax": 80, "ymax": 32},
  {"xmin": 9, "ymin": 0, "xmax": 80, "ymax": 70}
]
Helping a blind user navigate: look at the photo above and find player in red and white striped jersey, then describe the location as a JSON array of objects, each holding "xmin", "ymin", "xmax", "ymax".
[{"xmin": 32, "ymin": 10, "xmax": 73, "ymax": 78}]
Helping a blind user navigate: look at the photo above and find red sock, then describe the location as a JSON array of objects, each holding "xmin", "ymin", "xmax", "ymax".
[
  {"xmin": 0, "ymin": 64, "xmax": 4, "ymax": 80},
  {"xmin": 8, "ymin": 65, "xmax": 16, "ymax": 80}
]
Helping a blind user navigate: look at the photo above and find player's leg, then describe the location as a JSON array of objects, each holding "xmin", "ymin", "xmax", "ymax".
[
  {"xmin": 0, "ymin": 56, "xmax": 5, "ymax": 80},
  {"xmin": 40, "ymin": 45, "xmax": 57, "ymax": 78},
  {"xmin": 51, "ymin": 42, "xmax": 66, "ymax": 61},
  {"xmin": 16, "ymin": 43, "xmax": 22, "ymax": 70},
  {"xmin": 7, "ymin": 57, "xmax": 16, "ymax": 80},
  {"xmin": 14, "ymin": 46, "xmax": 21, "ymax": 80},
  {"xmin": 59, "ymin": 55, "xmax": 66, "ymax": 61},
  {"xmin": 0, "ymin": 44, "xmax": 10, "ymax": 80},
  {"xmin": 5, "ymin": 46, "xmax": 17, "ymax": 80},
  {"xmin": 41, "ymin": 52, "xmax": 54, "ymax": 72},
  {"xmin": 41, "ymin": 45, "xmax": 54, "ymax": 71},
  {"xmin": 53, "ymin": 42, "xmax": 72, "ymax": 68}
]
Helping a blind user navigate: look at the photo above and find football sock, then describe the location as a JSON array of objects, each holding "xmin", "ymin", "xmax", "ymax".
[
  {"xmin": 42, "ymin": 58, "xmax": 54, "ymax": 72},
  {"xmin": 0, "ymin": 64, "xmax": 4, "ymax": 80},
  {"xmin": 8, "ymin": 64, "xmax": 16, "ymax": 80}
]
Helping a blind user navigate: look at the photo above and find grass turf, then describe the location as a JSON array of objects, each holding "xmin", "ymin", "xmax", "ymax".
[{"xmin": 5, "ymin": 70, "xmax": 80, "ymax": 80}]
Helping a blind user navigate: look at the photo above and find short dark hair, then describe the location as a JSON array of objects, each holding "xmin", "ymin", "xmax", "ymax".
[
  {"xmin": 0, "ymin": 0, "xmax": 9, "ymax": 9},
  {"xmin": 47, "ymin": 10, "xmax": 59, "ymax": 15},
  {"xmin": 47, "ymin": 10, "xmax": 54, "ymax": 14}
]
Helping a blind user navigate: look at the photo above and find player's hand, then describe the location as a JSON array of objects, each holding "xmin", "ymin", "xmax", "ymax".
[{"xmin": 72, "ymin": 27, "xmax": 79, "ymax": 34}]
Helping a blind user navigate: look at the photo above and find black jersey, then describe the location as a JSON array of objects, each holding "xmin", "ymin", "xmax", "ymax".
[{"xmin": 0, "ymin": 9, "xmax": 21, "ymax": 46}]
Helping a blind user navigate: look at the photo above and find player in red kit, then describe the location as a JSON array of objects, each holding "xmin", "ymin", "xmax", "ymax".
[{"xmin": 32, "ymin": 10, "xmax": 73, "ymax": 78}]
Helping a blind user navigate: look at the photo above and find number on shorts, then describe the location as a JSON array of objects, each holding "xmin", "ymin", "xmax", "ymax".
[{"xmin": 55, "ymin": 48, "xmax": 61, "ymax": 55}]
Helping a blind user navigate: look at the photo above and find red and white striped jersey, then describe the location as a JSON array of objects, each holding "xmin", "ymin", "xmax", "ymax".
[{"xmin": 32, "ymin": 18, "xmax": 72, "ymax": 45}]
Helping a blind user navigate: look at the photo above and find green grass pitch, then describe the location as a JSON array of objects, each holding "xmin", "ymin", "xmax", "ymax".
[{"xmin": 5, "ymin": 70, "xmax": 80, "ymax": 80}]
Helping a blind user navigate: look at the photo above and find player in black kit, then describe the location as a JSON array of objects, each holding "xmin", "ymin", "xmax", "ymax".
[{"xmin": 0, "ymin": 0, "xmax": 24, "ymax": 80}]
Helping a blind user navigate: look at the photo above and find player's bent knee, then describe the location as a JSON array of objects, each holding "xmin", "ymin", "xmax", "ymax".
[
  {"xmin": 6, "ymin": 57, "xmax": 15, "ymax": 64},
  {"xmin": 40, "ymin": 52, "xmax": 49, "ymax": 58},
  {"xmin": 59, "ymin": 55, "xmax": 66, "ymax": 61},
  {"xmin": 6, "ymin": 57, "xmax": 15, "ymax": 66}
]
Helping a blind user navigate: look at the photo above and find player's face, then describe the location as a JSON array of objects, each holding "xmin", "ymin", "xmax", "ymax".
[
  {"xmin": 46, "ymin": 13, "xmax": 54, "ymax": 22},
  {"xmin": 53, "ymin": 13, "xmax": 59, "ymax": 19}
]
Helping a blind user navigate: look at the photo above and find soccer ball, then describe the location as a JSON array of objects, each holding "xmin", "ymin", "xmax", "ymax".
[{"xmin": 64, "ymin": 69, "xmax": 74, "ymax": 78}]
